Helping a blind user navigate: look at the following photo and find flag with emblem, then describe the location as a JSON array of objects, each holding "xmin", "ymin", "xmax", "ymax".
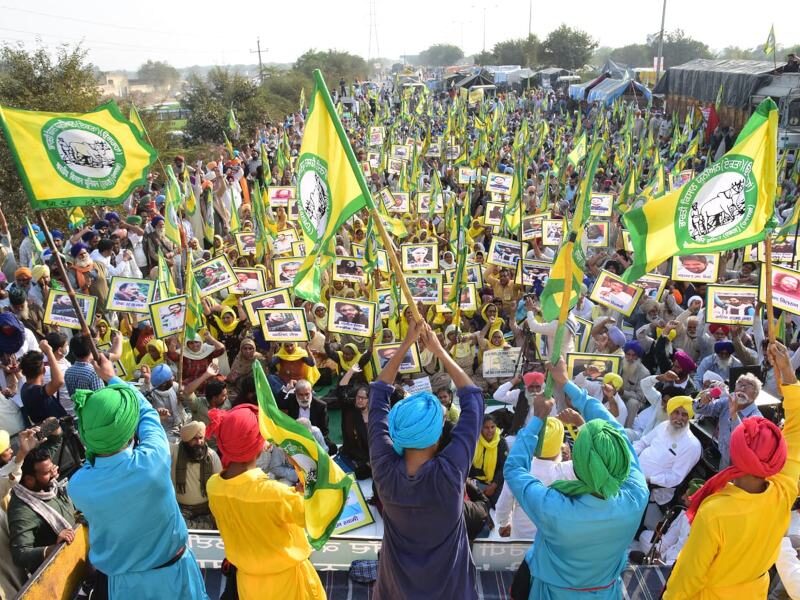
[
  {"xmin": 0, "ymin": 101, "xmax": 156, "ymax": 209},
  {"xmin": 621, "ymin": 98, "xmax": 778, "ymax": 282},
  {"xmin": 764, "ymin": 25, "xmax": 776, "ymax": 55},
  {"xmin": 67, "ymin": 206, "xmax": 86, "ymax": 229},
  {"xmin": 292, "ymin": 69, "xmax": 374, "ymax": 302},
  {"xmin": 254, "ymin": 360, "xmax": 352, "ymax": 549}
]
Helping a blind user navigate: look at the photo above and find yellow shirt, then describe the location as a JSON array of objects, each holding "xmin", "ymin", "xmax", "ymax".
[
  {"xmin": 664, "ymin": 382, "xmax": 800, "ymax": 599},
  {"xmin": 207, "ymin": 468, "xmax": 323, "ymax": 600}
]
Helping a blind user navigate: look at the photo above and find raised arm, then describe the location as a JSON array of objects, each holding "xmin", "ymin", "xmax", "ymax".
[{"xmin": 768, "ymin": 342, "xmax": 800, "ymax": 499}]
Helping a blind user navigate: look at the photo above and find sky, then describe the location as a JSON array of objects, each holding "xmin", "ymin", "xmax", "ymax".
[{"xmin": 1, "ymin": 1, "xmax": 798, "ymax": 72}]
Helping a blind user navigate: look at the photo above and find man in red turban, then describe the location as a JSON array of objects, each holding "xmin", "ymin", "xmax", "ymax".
[{"xmin": 664, "ymin": 342, "xmax": 800, "ymax": 599}]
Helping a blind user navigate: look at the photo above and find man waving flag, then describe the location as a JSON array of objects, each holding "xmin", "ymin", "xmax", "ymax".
[
  {"xmin": 621, "ymin": 98, "xmax": 778, "ymax": 283},
  {"xmin": 293, "ymin": 69, "xmax": 374, "ymax": 301}
]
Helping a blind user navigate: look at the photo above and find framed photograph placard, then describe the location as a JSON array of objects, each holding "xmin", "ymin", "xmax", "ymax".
[
  {"xmin": 589, "ymin": 270, "xmax": 644, "ymax": 317},
  {"xmin": 259, "ymin": 308, "xmax": 309, "ymax": 342},
  {"xmin": 106, "ymin": 277, "xmax": 155, "ymax": 314}
]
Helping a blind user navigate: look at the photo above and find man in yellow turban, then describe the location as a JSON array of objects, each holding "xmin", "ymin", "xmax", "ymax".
[{"xmin": 633, "ymin": 395, "xmax": 701, "ymax": 507}]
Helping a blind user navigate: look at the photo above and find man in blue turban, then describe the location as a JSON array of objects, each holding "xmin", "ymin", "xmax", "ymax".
[
  {"xmin": 369, "ymin": 321, "xmax": 483, "ymax": 600},
  {"xmin": 694, "ymin": 340, "xmax": 742, "ymax": 389}
]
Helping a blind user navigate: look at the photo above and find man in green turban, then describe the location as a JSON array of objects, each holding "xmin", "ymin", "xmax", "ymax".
[
  {"xmin": 67, "ymin": 355, "xmax": 209, "ymax": 599},
  {"xmin": 504, "ymin": 358, "xmax": 648, "ymax": 599}
]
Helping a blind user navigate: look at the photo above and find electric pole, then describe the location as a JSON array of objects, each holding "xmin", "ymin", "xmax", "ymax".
[
  {"xmin": 251, "ymin": 38, "xmax": 266, "ymax": 84},
  {"xmin": 655, "ymin": 0, "xmax": 667, "ymax": 84},
  {"xmin": 528, "ymin": 0, "xmax": 532, "ymax": 38}
]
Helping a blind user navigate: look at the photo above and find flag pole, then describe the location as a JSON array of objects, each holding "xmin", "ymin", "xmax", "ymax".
[
  {"xmin": 764, "ymin": 235, "xmax": 782, "ymax": 384},
  {"xmin": 37, "ymin": 211, "xmax": 100, "ymax": 361}
]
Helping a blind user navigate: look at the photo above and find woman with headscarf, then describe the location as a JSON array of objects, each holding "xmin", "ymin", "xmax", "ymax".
[
  {"xmin": 206, "ymin": 404, "xmax": 323, "ymax": 600},
  {"xmin": 207, "ymin": 304, "xmax": 248, "ymax": 366},
  {"xmin": 270, "ymin": 342, "xmax": 320, "ymax": 386},
  {"xmin": 470, "ymin": 414, "xmax": 508, "ymax": 508},
  {"xmin": 67, "ymin": 355, "xmax": 209, "ymax": 600},
  {"xmin": 664, "ymin": 342, "xmax": 800, "ymax": 599},
  {"xmin": 311, "ymin": 303, "xmax": 328, "ymax": 334},
  {"xmin": 324, "ymin": 341, "xmax": 372, "ymax": 382},
  {"xmin": 137, "ymin": 339, "xmax": 168, "ymax": 370},
  {"xmin": 504, "ymin": 357, "xmax": 648, "ymax": 599},
  {"xmin": 226, "ymin": 338, "xmax": 264, "ymax": 383}
]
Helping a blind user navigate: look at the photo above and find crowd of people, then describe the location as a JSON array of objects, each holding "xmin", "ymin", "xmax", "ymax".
[{"xmin": 0, "ymin": 78, "xmax": 799, "ymax": 599}]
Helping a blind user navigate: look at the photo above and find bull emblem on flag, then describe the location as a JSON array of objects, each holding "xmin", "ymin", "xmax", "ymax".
[
  {"xmin": 689, "ymin": 178, "xmax": 746, "ymax": 239},
  {"xmin": 57, "ymin": 136, "xmax": 115, "ymax": 170}
]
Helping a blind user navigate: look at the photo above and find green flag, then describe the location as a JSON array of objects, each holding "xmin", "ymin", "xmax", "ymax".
[
  {"xmin": 567, "ymin": 132, "xmax": 587, "ymax": 168},
  {"xmin": 292, "ymin": 70, "xmax": 374, "ymax": 302},
  {"xmin": 764, "ymin": 25, "xmax": 776, "ymax": 55}
]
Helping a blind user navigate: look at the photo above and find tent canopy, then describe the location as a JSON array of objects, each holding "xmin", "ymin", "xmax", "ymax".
[
  {"xmin": 654, "ymin": 58, "xmax": 780, "ymax": 109},
  {"xmin": 456, "ymin": 69, "xmax": 495, "ymax": 89},
  {"xmin": 586, "ymin": 78, "xmax": 652, "ymax": 105}
]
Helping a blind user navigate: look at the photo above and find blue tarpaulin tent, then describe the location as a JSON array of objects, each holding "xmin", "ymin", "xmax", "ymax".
[{"xmin": 586, "ymin": 78, "xmax": 652, "ymax": 105}]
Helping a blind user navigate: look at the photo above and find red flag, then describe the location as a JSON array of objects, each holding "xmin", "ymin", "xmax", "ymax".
[{"xmin": 705, "ymin": 104, "xmax": 719, "ymax": 144}]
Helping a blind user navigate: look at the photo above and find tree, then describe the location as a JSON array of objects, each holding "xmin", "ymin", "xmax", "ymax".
[
  {"xmin": 417, "ymin": 44, "xmax": 464, "ymax": 67},
  {"xmin": 542, "ymin": 25, "xmax": 598, "ymax": 70},
  {"xmin": 294, "ymin": 50, "xmax": 368, "ymax": 85},
  {"xmin": 472, "ymin": 50, "xmax": 495, "ymax": 66},
  {"xmin": 657, "ymin": 30, "xmax": 712, "ymax": 68},
  {"xmin": 609, "ymin": 44, "xmax": 650, "ymax": 67},
  {"xmin": 492, "ymin": 35, "xmax": 540, "ymax": 67},
  {"xmin": 137, "ymin": 59, "xmax": 180, "ymax": 89},
  {"xmin": 0, "ymin": 43, "xmax": 100, "ymax": 232},
  {"xmin": 181, "ymin": 67, "xmax": 269, "ymax": 143},
  {"xmin": 261, "ymin": 69, "xmax": 313, "ymax": 120}
]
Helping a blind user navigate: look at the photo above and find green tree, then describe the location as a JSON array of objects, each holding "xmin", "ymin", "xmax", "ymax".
[
  {"xmin": 656, "ymin": 30, "xmax": 712, "ymax": 68},
  {"xmin": 472, "ymin": 50, "xmax": 496, "ymax": 66},
  {"xmin": 137, "ymin": 59, "xmax": 180, "ymax": 89},
  {"xmin": 181, "ymin": 67, "xmax": 269, "ymax": 143},
  {"xmin": 294, "ymin": 50, "xmax": 368, "ymax": 86},
  {"xmin": 542, "ymin": 24, "xmax": 598, "ymax": 70},
  {"xmin": 261, "ymin": 69, "xmax": 313, "ymax": 120},
  {"xmin": 417, "ymin": 44, "xmax": 464, "ymax": 67},
  {"xmin": 0, "ymin": 43, "xmax": 100, "ymax": 232},
  {"xmin": 609, "ymin": 44, "xmax": 650, "ymax": 67},
  {"xmin": 492, "ymin": 35, "xmax": 540, "ymax": 67}
]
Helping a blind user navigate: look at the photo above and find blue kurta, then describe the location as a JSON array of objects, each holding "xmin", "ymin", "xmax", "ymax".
[
  {"xmin": 68, "ymin": 377, "xmax": 208, "ymax": 600},
  {"xmin": 369, "ymin": 381, "xmax": 483, "ymax": 600},
  {"xmin": 504, "ymin": 381, "xmax": 648, "ymax": 599}
]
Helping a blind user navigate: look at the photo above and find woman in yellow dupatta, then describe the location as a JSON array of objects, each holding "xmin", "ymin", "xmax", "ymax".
[
  {"xmin": 96, "ymin": 318, "xmax": 138, "ymax": 380},
  {"xmin": 137, "ymin": 339, "xmax": 167, "ymax": 370},
  {"xmin": 272, "ymin": 342, "xmax": 320, "ymax": 386},
  {"xmin": 469, "ymin": 414, "xmax": 509, "ymax": 508}
]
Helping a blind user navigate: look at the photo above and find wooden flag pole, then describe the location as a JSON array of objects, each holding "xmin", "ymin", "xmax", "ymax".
[
  {"xmin": 37, "ymin": 211, "xmax": 100, "ymax": 361},
  {"xmin": 369, "ymin": 207, "xmax": 423, "ymax": 323}
]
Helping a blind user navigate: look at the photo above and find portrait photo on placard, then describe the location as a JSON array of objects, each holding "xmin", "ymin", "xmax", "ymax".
[
  {"xmin": 458, "ymin": 167, "xmax": 477, "ymax": 185},
  {"xmin": 291, "ymin": 240, "xmax": 306, "ymax": 256},
  {"xmin": 376, "ymin": 289, "xmax": 395, "ymax": 320},
  {"xmin": 44, "ymin": 291, "xmax": 96, "ymax": 331},
  {"xmin": 242, "ymin": 289, "xmax": 292, "ymax": 325},
  {"xmin": 760, "ymin": 264, "xmax": 800, "ymax": 316},
  {"xmin": 542, "ymin": 219, "xmax": 565, "ymax": 246},
  {"xmin": 387, "ymin": 158, "xmax": 405, "ymax": 175},
  {"xmin": 487, "ymin": 237, "xmax": 521, "ymax": 268},
  {"xmin": 259, "ymin": 308, "xmax": 309, "ymax": 342},
  {"xmin": 521, "ymin": 215, "xmax": 543, "ymax": 241},
  {"xmin": 333, "ymin": 256, "xmax": 367, "ymax": 284},
  {"xmin": 589, "ymin": 193, "xmax": 613, "ymax": 218},
  {"xmin": 757, "ymin": 235, "xmax": 798, "ymax": 264},
  {"xmin": 328, "ymin": 298, "xmax": 376, "ymax": 338},
  {"xmin": 566, "ymin": 352, "xmax": 622, "ymax": 381},
  {"xmin": 417, "ymin": 192, "xmax": 444, "ymax": 215},
  {"xmin": 193, "ymin": 256, "xmax": 236, "ymax": 297},
  {"xmin": 445, "ymin": 145, "xmax": 461, "ymax": 161},
  {"xmin": 590, "ymin": 270, "xmax": 643, "ymax": 317},
  {"xmin": 633, "ymin": 273, "xmax": 669, "ymax": 301},
  {"xmin": 150, "ymin": 295, "xmax": 187, "ymax": 339},
  {"xmin": 403, "ymin": 275, "xmax": 443, "ymax": 305},
  {"xmin": 484, "ymin": 202, "xmax": 504, "ymax": 226},
  {"xmin": 706, "ymin": 285, "xmax": 758, "ymax": 325},
  {"xmin": 235, "ymin": 232, "xmax": 257, "ymax": 257},
  {"xmin": 465, "ymin": 264, "xmax": 483, "ymax": 287},
  {"xmin": 369, "ymin": 126, "xmax": 384, "ymax": 147},
  {"xmin": 267, "ymin": 186, "xmax": 295, "ymax": 207},
  {"xmin": 670, "ymin": 254, "xmax": 719, "ymax": 283},
  {"xmin": 373, "ymin": 342, "xmax": 421, "ymax": 374},
  {"xmin": 584, "ymin": 221, "xmax": 609, "ymax": 247},
  {"xmin": 516, "ymin": 260, "xmax": 551, "ymax": 288},
  {"xmin": 270, "ymin": 230, "xmax": 297, "ymax": 256},
  {"xmin": 426, "ymin": 141, "xmax": 441, "ymax": 158},
  {"xmin": 273, "ymin": 257, "xmax": 303, "ymax": 287},
  {"xmin": 231, "ymin": 268, "xmax": 266, "ymax": 294},
  {"xmin": 574, "ymin": 317, "xmax": 593, "ymax": 352},
  {"xmin": 106, "ymin": 277, "xmax": 154, "ymax": 314},
  {"xmin": 388, "ymin": 192, "xmax": 409, "ymax": 213},
  {"xmin": 391, "ymin": 144, "xmax": 411, "ymax": 160},
  {"xmin": 401, "ymin": 243, "xmax": 438, "ymax": 271},
  {"xmin": 486, "ymin": 171, "xmax": 513, "ymax": 195}
]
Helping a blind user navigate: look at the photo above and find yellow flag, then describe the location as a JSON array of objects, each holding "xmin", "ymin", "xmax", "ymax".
[{"xmin": 0, "ymin": 101, "xmax": 156, "ymax": 209}]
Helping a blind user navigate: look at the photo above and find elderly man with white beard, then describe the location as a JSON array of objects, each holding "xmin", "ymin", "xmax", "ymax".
[
  {"xmin": 693, "ymin": 372, "xmax": 763, "ymax": 469},
  {"xmin": 633, "ymin": 396, "xmax": 701, "ymax": 508},
  {"xmin": 694, "ymin": 340, "xmax": 742, "ymax": 388},
  {"xmin": 673, "ymin": 316, "xmax": 702, "ymax": 362}
]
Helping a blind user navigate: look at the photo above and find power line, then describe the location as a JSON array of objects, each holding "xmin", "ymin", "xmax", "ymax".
[{"xmin": 0, "ymin": 5, "xmax": 193, "ymax": 37}]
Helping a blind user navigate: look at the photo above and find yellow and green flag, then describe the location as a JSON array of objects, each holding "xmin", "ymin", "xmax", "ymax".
[
  {"xmin": 128, "ymin": 104, "xmax": 147, "ymax": 138},
  {"xmin": 183, "ymin": 260, "xmax": 205, "ymax": 340},
  {"xmin": 292, "ymin": 70, "xmax": 374, "ymax": 301},
  {"xmin": 566, "ymin": 132, "xmax": 587, "ymax": 168},
  {"xmin": 163, "ymin": 165, "xmax": 183, "ymax": 248},
  {"xmin": 254, "ymin": 360, "xmax": 352, "ymax": 549},
  {"xmin": 764, "ymin": 25, "xmax": 776, "ymax": 56},
  {"xmin": 157, "ymin": 251, "xmax": 178, "ymax": 299},
  {"xmin": 67, "ymin": 206, "xmax": 86, "ymax": 229},
  {"xmin": 0, "ymin": 100, "xmax": 156, "ymax": 209},
  {"xmin": 622, "ymin": 98, "xmax": 778, "ymax": 282}
]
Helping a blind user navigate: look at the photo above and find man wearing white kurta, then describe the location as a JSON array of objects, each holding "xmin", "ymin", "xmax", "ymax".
[{"xmin": 633, "ymin": 396, "xmax": 701, "ymax": 506}]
